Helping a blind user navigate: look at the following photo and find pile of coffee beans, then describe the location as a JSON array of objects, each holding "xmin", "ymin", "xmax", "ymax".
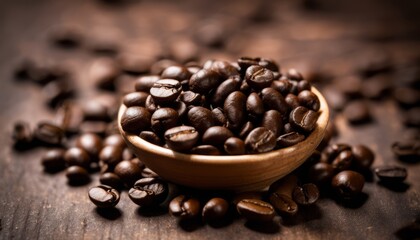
[{"xmin": 121, "ymin": 57, "xmax": 321, "ymax": 154}]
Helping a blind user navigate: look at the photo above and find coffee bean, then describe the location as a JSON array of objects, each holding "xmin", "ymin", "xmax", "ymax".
[
  {"xmin": 237, "ymin": 57, "xmax": 259, "ymax": 73},
  {"xmin": 292, "ymin": 183, "xmax": 319, "ymax": 205},
  {"xmin": 150, "ymin": 79, "xmax": 182, "ymax": 105},
  {"xmin": 139, "ymin": 131, "xmax": 163, "ymax": 146},
  {"xmin": 211, "ymin": 107, "xmax": 227, "ymax": 126},
  {"xmin": 202, "ymin": 126, "xmax": 234, "ymax": 148},
  {"xmin": 121, "ymin": 106, "xmax": 151, "ymax": 134},
  {"xmin": 246, "ymin": 92, "xmax": 265, "ymax": 119},
  {"xmin": 164, "ymin": 126, "xmax": 199, "ymax": 152},
  {"xmin": 151, "ymin": 108, "xmax": 179, "ymax": 134},
  {"xmin": 224, "ymin": 137, "xmax": 246, "ymax": 155},
  {"xmin": 187, "ymin": 106, "xmax": 215, "ymax": 134},
  {"xmin": 245, "ymin": 127, "xmax": 276, "ymax": 153},
  {"xmin": 261, "ymin": 87, "xmax": 288, "ymax": 116},
  {"xmin": 99, "ymin": 145, "xmax": 123, "ymax": 167},
  {"xmin": 75, "ymin": 133, "xmax": 102, "ymax": 162},
  {"xmin": 103, "ymin": 134, "xmax": 126, "ymax": 148},
  {"xmin": 151, "ymin": 59, "xmax": 181, "ymax": 75},
  {"xmin": 286, "ymin": 69, "xmax": 303, "ymax": 81},
  {"xmin": 65, "ymin": 165, "xmax": 90, "ymax": 184},
  {"xmin": 321, "ymin": 143, "xmax": 351, "ymax": 163},
  {"xmin": 239, "ymin": 80, "xmax": 251, "ymax": 95},
  {"xmin": 290, "ymin": 106, "xmax": 318, "ymax": 133},
  {"xmin": 297, "ymin": 80, "xmax": 311, "ymax": 93},
  {"xmin": 239, "ymin": 121, "xmax": 254, "ymax": 139},
  {"xmin": 180, "ymin": 91, "xmax": 202, "ymax": 106},
  {"xmin": 88, "ymin": 185, "xmax": 120, "ymax": 208},
  {"xmin": 391, "ymin": 140, "xmax": 420, "ymax": 160},
  {"xmin": 283, "ymin": 123, "xmax": 294, "ymax": 133},
  {"xmin": 41, "ymin": 149, "xmax": 66, "ymax": 172},
  {"xmin": 99, "ymin": 172, "xmax": 123, "ymax": 189},
  {"xmin": 64, "ymin": 147, "xmax": 91, "ymax": 168},
  {"xmin": 259, "ymin": 58, "xmax": 279, "ymax": 72},
  {"xmin": 12, "ymin": 121, "xmax": 33, "ymax": 148},
  {"xmin": 237, "ymin": 199, "xmax": 275, "ymax": 222},
  {"xmin": 269, "ymin": 193, "xmax": 298, "ymax": 217},
  {"xmin": 298, "ymin": 90, "xmax": 320, "ymax": 111},
  {"xmin": 343, "ymin": 101, "xmax": 371, "ymax": 124},
  {"xmin": 245, "ymin": 65, "xmax": 274, "ymax": 90},
  {"xmin": 169, "ymin": 195, "xmax": 201, "ymax": 220},
  {"xmin": 269, "ymin": 175, "xmax": 298, "ymax": 197},
  {"xmin": 134, "ymin": 75, "xmax": 160, "ymax": 92},
  {"xmin": 190, "ymin": 145, "xmax": 221, "ymax": 155},
  {"xmin": 308, "ymin": 162, "xmax": 335, "ymax": 186},
  {"xmin": 211, "ymin": 78, "xmax": 240, "ymax": 106},
  {"xmin": 285, "ymin": 94, "xmax": 300, "ymax": 110},
  {"xmin": 271, "ymin": 79, "xmax": 292, "ymax": 96},
  {"xmin": 352, "ymin": 145, "xmax": 375, "ymax": 170},
  {"xmin": 202, "ymin": 198, "xmax": 229, "ymax": 223},
  {"xmin": 331, "ymin": 150, "xmax": 353, "ymax": 172},
  {"xmin": 141, "ymin": 167, "xmax": 159, "ymax": 178},
  {"xmin": 224, "ymin": 91, "xmax": 247, "ymax": 131},
  {"xmin": 128, "ymin": 177, "xmax": 168, "ymax": 206},
  {"xmin": 114, "ymin": 160, "xmax": 143, "ymax": 187},
  {"xmin": 189, "ymin": 69, "xmax": 221, "ymax": 94},
  {"xmin": 261, "ymin": 110, "xmax": 283, "ymax": 137},
  {"xmin": 171, "ymin": 101, "xmax": 188, "ymax": 120},
  {"xmin": 276, "ymin": 132, "xmax": 305, "ymax": 147},
  {"xmin": 83, "ymin": 101, "xmax": 110, "ymax": 122},
  {"xmin": 210, "ymin": 61, "xmax": 239, "ymax": 78},
  {"xmin": 123, "ymin": 92, "xmax": 149, "ymax": 107},
  {"xmin": 161, "ymin": 66, "xmax": 192, "ymax": 81},
  {"xmin": 34, "ymin": 122, "xmax": 64, "ymax": 145},
  {"xmin": 331, "ymin": 170, "xmax": 365, "ymax": 199},
  {"xmin": 375, "ymin": 166, "xmax": 407, "ymax": 183},
  {"xmin": 55, "ymin": 102, "xmax": 83, "ymax": 134}
]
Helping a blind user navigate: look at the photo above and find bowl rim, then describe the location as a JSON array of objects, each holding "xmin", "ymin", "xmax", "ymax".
[{"xmin": 118, "ymin": 86, "xmax": 329, "ymax": 164}]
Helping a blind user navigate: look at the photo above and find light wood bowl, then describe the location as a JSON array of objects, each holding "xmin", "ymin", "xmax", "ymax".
[{"xmin": 118, "ymin": 87, "xmax": 329, "ymax": 192}]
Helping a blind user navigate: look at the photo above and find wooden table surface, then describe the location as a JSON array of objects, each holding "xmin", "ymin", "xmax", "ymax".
[{"xmin": 1, "ymin": 0, "xmax": 419, "ymax": 239}]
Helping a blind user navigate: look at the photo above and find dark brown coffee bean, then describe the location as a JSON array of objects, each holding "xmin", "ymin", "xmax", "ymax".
[
  {"xmin": 246, "ymin": 92, "xmax": 264, "ymax": 119},
  {"xmin": 224, "ymin": 137, "xmax": 246, "ymax": 155},
  {"xmin": 75, "ymin": 133, "xmax": 102, "ymax": 162},
  {"xmin": 141, "ymin": 167, "xmax": 159, "ymax": 178},
  {"xmin": 292, "ymin": 183, "xmax": 319, "ymax": 205},
  {"xmin": 169, "ymin": 195, "xmax": 201, "ymax": 220},
  {"xmin": 233, "ymin": 192, "xmax": 264, "ymax": 205},
  {"xmin": 180, "ymin": 91, "xmax": 202, "ymax": 106},
  {"xmin": 171, "ymin": 101, "xmax": 187, "ymax": 120},
  {"xmin": 202, "ymin": 126, "xmax": 234, "ymax": 147},
  {"xmin": 189, "ymin": 69, "xmax": 221, "ymax": 94},
  {"xmin": 271, "ymin": 79, "xmax": 292, "ymax": 96},
  {"xmin": 187, "ymin": 106, "xmax": 215, "ymax": 134},
  {"xmin": 308, "ymin": 162, "xmax": 335, "ymax": 186},
  {"xmin": 285, "ymin": 94, "xmax": 300, "ymax": 110},
  {"xmin": 237, "ymin": 199, "xmax": 275, "ymax": 222},
  {"xmin": 164, "ymin": 126, "xmax": 199, "ymax": 152},
  {"xmin": 374, "ymin": 166, "xmax": 407, "ymax": 183},
  {"xmin": 211, "ymin": 107, "xmax": 227, "ymax": 126},
  {"xmin": 202, "ymin": 198, "xmax": 229, "ymax": 223},
  {"xmin": 212, "ymin": 78, "xmax": 240, "ymax": 106},
  {"xmin": 269, "ymin": 193, "xmax": 298, "ymax": 217},
  {"xmin": 245, "ymin": 65, "xmax": 274, "ymax": 90},
  {"xmin": 99, "ymin": 145, "xmax": 123, "ymax": 167},
  {"xmin": 239, "ymin": 80, "xmax": 251, "ymax": 95},
  {"xmin": 239, "ymin": 121, "xmax": 254, "ymax": 139},
  {"xmin": 237, "ymin": 57, "xmax": 259, "ymax": 73},
  {"xmin": 210, "ymin": 60, "xmax": 239, "ymax": 79},
  {"xmin": 298, "ymin": 90, "xmax": 320, "ymax": 111},
  {"xmin": 332, "ymin": 150, "xmax": 353, "ymax": 172},
  {"xmin": 139, "ymin": 131, "xmax": 163, "ymax": 146},
  {"xmin": 391, "ymin": 140, "xmax": 420, "ymax": 160},
  {"xmin": 66, "ymin": 165, "xmax": 90, "ymax": 184},
  {"xmin": 343, "ymin": 101, "xmax": 371, "ymax": 124},
  {"xmin": 55, "ymin": 102, "xmax": 83, "ymax": 134},
  {"xmin": 99, "ymin": 172, "xmax": 123, "ymax": 189},
  {"xmin": 134, "ymin": 75, "xmax": 160, "ymax": 92},
  {"xmin": 129, "ymin": 177, "xmax": 168, "ymax": 206},
  {"xmin": 123, "ymin": 92, "xmax": 149, "ymax": 107},
  {"xmin": 352, "ymin": 145, "xmax": 375, "ymax": 170},
  {"xmin": 12, "ymin": 121, "xmax": 33, "ymax": 148},
  {"xmin": 114, "ymin": 160, "xmax": 143, "ymax": 187},
  {"xmin": 276, "ymin": 132, "xmax": 305, "ymax": 147},
  {"xmin": 261, "ymin": 87, "xmax": 288, "ymax": 116},
  {"xmin": 64, "ymin": 147, "xmax": 91, "ymax": 169},
  {"xmin": 321, "ymin": 143, "xmax": 351, "ymax": 163},
  {"xmin": 331, "ymin": 170, "xmax": 365, "ymax": 199},
  {"xmin": 34, "ymin": 122, "xmax": 64, "ymax": 145},
  {"xmin": 103, "ymin": 134, "xmax": 126, "ymax": 148},
  {"xmin": 150, "ymin": 79, "xmax": 182, "ymax": 105},
  {"xmin": 224, "ymin": 91, "xmax": 247, "ymax": 130},
  {"xmin": 151, "ymin": 108, "xmax": 179, "ymax": 134},
  {"xmin": 41, "ymin": 149, "xmax": 66, "ymax": 172},
  {"xmin": 190, "ymin": 145, "xmax": 221, "ymax": 155},
  {"xmin": 161, "ymin": 66, "xmax": 192, "ymax": 81},
  {"xmin": 283, "ymin": 123, "xmax": 294, "ymax": 133},
  {"xmin": 286, "ymin": 69, "xmax": 303, "ymax": 81},
  {"xmin": 259, "ymin": 58, "xmax": 279, "ymax": 72},
  {"xmin": 290, "ymin": 106, "xmax": 318, "ymax": 133},
  {"xmin": 245, "ymin": 127, "xmax": 276, "ymax": 153},
  {"xmin": 88, "ymin": 185, "xmax": 120, "ymax": 208},
  {"xmin": 297, "ymin": 80, "xmax": 311, "ymax": 93},
  {"xmin": 261, "ymin": 110, "xmax": 283, "ymax": 137},
  {"xmin": 82, "ymin": 101, "xmax": 110, "ymax": 122},
  {"xmin": 121, "ymin": 106, "xmax": 151, "ymax": 134}
]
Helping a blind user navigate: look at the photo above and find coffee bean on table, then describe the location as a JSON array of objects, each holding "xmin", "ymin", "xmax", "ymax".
[
  {"xmin": 269, "ymin": 175, "xmax": 298, "ymax": 197},
  {"xmin": 202, "ymin": 198, "xmax": 229, "ymax": 223},
  {"xmin": 224, "ymin": 91, "xmax": 247, "ymax": 130},
  {"xmin": 121, "ymin": 106, "xmax": 151, "ymax": 134},
  {"xmin": 114, "ymin": 160, "xmax": 143, "ymax": 187},
  {"xmin": 64, "ymin": 147, "xmax": 91, "ymax": 168},
  {"xmin": 237, "ymin": 199, "xmax": 275, "ymax": 222},
  {"xmin": 123, "ymin": 92, "xmax": 149, "ymax": 107},
  {"xmin": 75, "ymin": 133, "xmax": 103, "ymax": 162},
  {"xmin": 276, "ymin": 132, "xmax": 305, "ymax": 147},
  {"xmin": 139, "ymin": 131, "xmax": 163, "ymax": 146},
  {"xmin": 169, "ymin": 195, "xmax": 201, "ymax": 220},
  {"xmin": 34, "ymin": 122, "xmax": 64, "ymax": 145},
  {"xmin": 202, "ymin": 126, "xmax": 234, "ymax": 148},
  {"xmin": 292, "ymin": 183, "xmax": 319, "ymax": 205},
  {"xmin": 164, "ymin": 126, "xmax": 199, "ymax": 152},
  {"xmin": 391, "ymin": 140, "xmax": 420, "ymax": 160},
  {"xmin": 245, "ymin": 127, "xmax": 276, "ymax": 153},
  {"xmin": 331, "ymin": 150, "xmax": 353, "ymax": 172},
  {"xmin": 308, "ymin": 162, "xmax": 335, "ymax": 186},
  {"xmin": 88, "ymin": 185, "xmax": 120, "ymax": 208},
  {"xmin": 66, "ymin": 165, "xmax": 90, "ymax": 184},
  {"xmin": 374, "ymin": 166, "xmax": 407, "ymax": 183},
  {"xmin": 245, "ymin": 65, "xmax": 274, "ymax": 90},
  {"xmin": 99, "ymin": 172, "xmax": 123, "ymax": 189},
  {"xmin": 321, "ymin": 143, "xmax": 351, "ymax": 163},
  {"xmin": 190, "ymin": 145, "xmax": 221, "ymax": 155},
  {"xmin": 352, "ymin": 145, "xmax": 375, "ymax": 170},
  {"xmin": 151, "ymin": 108, "xmax": 179, "ymax": 134},
  {"xmin": 82, "ymin": 101, "xmax": 110, "ymax": 122},
  {"xmin": 269, "ymin": 193, "xmax": 298, "ymax": 217},
  {"xmin": 224, "ymin": 137, "xmax": 246, "ymax": 155},
  {"xmin": 343, "ymin": 100, "xmax": 371, "ymax": 124},
  {"xmin": 12, "ymin": 121, "xmax": 33, "ymax": 148},
  {"xmin": 261, "ymin": 87, "xmax": 288, "ymax": 116},
  {"xmin": 128, "ymin": 177, "xmax": 168, "ymax": 206},
  {"xmin": 187, "ymin": 106, "xmax": 215, "ymax": 134},
  {"xmin": 91, "ymin": 58, "xmax": 120, "ymax": 90},
  {"xmin": 189, "ymin": 69, "xmax": 220, "ymax": 94},
  {"xmin": 41, "ymin": 149, "xmax": 66, "ymax": 172},
  {"xmin": 290, "ymin": 106, "xmax": 319, "ymax": 133},
  {"xmin": 331, "ymin": 170, "xmax": 365, "ymax": 199},
  {"xmin": 99, "ymin": 145, "xmax": 123, "ymax": 167},
  {"xmin": 161, "ymin": 66, "xmax": 192, "ymax": 81}
]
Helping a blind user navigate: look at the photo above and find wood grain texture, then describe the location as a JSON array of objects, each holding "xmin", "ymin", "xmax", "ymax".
[{"xmin": 1, "ymin": 0, "xmax": 420, "ymax": 239}]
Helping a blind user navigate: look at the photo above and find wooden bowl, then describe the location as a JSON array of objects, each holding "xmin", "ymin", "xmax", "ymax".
[{"xmin": 118, "ymin": 87, "xmax": 329, "ymax": 192}]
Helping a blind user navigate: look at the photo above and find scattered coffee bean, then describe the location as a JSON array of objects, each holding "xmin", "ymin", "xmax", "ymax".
[
  {"xmin": 292, "ymin": 183, "xmax": 319, "ymax": 205},
  {"xmin": 99, "ymin": 172, "xmax": 123, "ymax": 189},
  {"xmin": 75, "ymin": 133, "xmax": 103, "ymax": 162},
  {"xmin": 245, "ymin": 65, "xmax": 274, "ymax": 90},
  {"xmin": 141, "ymin": 167, "xmax": 159, "ymax": 178},
  {"xmin": 128, "ymin": 177, "xmax": 168, "ymax": 206},
  {"xmin": 114, "ymin": 160, "xmax": 143, "ymax": 187},
  {"xmin": 261, "ymin": 87, "xmax": 288, "ymax": 116},
  {"xmin": 391, "ymin": 140, "xmax": 420, "ymax": 160},
  {"xmin": 298, "ymin": 90, "xmax": 320, "ymax": 111},
  {"xmin": 151, "ymin": 108, "xmax": 179, "ymax": 134},
  {"xmin": 65, "ymin": 165, "xmax": 90, "ymax": 184},
  {"xmin": 134, "ymin": 75, "xmax": 160, "ymax": 92},
  {"xmin": 161, "ymin": 66, "xmax": 192, "ymax": 81},
  {"xmin": 103, "ymin": 134, "xmax": 126, "ymax": 148},
  {"xmin": 236, "ymin": 199, "xmax": 275, "ymax": 222},
  {"xmin": 352, "ymin": 145, "xmax": 375, "ymax": 170},
  {"xmin": 202, "ymin": 198, "xmax": 229, "ymax": 223},
  {"xmin": 269, "ymin": 193, "xmax": 299, "ymax": 217},
  {"xmin": 331, "ymin": 150, "xmax": 353, "ymax": 172},
  {"xmin": 211, "ymin": 78, "xmax": 240, "ymax": 106},
  {"xmin": 99, "ymin": 145, "xmax": 123, "ymax": 167},
  {"xmin": 286, "ymin": 69, "xmax": 303, "ymax": 81},
  {"xmin": 224, "ymin": 91, "xmax": 247, "ymax": 131},
  {"xmin": 33, "ymin": 122, "xmax": 64, "ymax": 145},
  {"xmin": 64, "ymin": 147, "xmax": 91, "ymax": 169},
  {"xmin": 375, "ymin": 166, "xmax": 407, "ymax": 183},
  {"xmin": 12, "ymin": 121, "xmax": 33, "ymax": 148},
  {"xmin": 331, "ymin": 170, "xmax": 365, "ymax": 199},
  {"xmin": 189, "ymin": 69, "xmax": 220, "ymax": 94},
  {"xmin": 169, "ymin": 195, "xmax": 201, "ymax": 220},
  {"xmin": 308, "ymin": 162, "xmax": 335, "ymax": 186},
  {"xmin": 343, "ymin": 101, "xmax": 371, "ymax": 124},
  {"xmin": 41, "ymin": 149, "xmax": 66, "ymax": 172},
  {"xmin": 261, "ymin": 110, "xmax": 283, "ymax": 137},
  {"xmin": 88, "ymin": 185, "xmax": 120, "ymax": 208}
]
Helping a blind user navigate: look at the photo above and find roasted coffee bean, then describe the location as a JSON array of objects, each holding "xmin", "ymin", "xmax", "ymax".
[
  {"xmin": 331, "ymin": 170, "xmax": 365, "ymax": 199},
  {"xmin": 99, "ymin": 172, "xmax": 123, "ymax": 189},
  {"xmin": 12, "ymin": 121, "xmax": 33, "ymax": 148},
  {"xmin": 210, "ymin": 60, "xmax": 239, "ymax": 79},
  {"xmin": 237, "ymin": 199, "xmax": 275, "ymax": 222},
  {"xmin": 123, "ymin": 92, "xmax": 149, "ymax": 107},
  {"xmin": 169, "ymin": 195, "xmax": 201, "ymax": 220},
  {"xmin": 180, "ymin": 91, "xmax": 202, "ymax": 106},
  {"xmin": 239, "ymin": 121, "xmax": 254, "ymax": 139},
  {"xmin": 245, "ymin": 127, "xmax": 276, "ymax": 153},
  {"xmin": 212, "ymin": 78, "xmax": 240, "ymax": 106},
  {"xmin": 141, "ymin": 167, "xmax": 159, "ymax": 178},
  {"xmin": 55, "ymin": 102, "xmax": 83, "ymax": 134},
  {"xmin": 391, "ymin": 140, "xmax": 420, "ymax": 160},
  {"xmin": 259, "ymin": 58, "xmax": 279, "ymax": 72},
  {"xmin": 269, "ymin": 193, "xmax": 298, "ymax": 216},
  {"xmin": 82, "ymin": 101, "xmax": 110, "ymax": 122},
  {"xmin": 202, "ymin": 198, "xmax": 229, "ymax": 223},
  {"xmin": 271, "ymin": 79, "xmax": 293, "ymax": 96},
  {"xmin": 352, "ymin": 145, "xmax": 375, "ymax": 170},
  {"xmin": 161, "ymin": 66, "xmax": 192, "ymax": 81},
  {"xmin": 150, "ymin": 79, "xmax": 182, "ymax": 105},
  {"xmin": 224, "ymin": 91, "xmax": 247, "ymax": 130},
  {"xmin": 189, "ymin": 69, "xmax": 221, "ymax": 94},
  {"xmin": 171, "ymin": 101, "xmax": 187, "ymax": 120},
  {"xmin": 269, "ymin": 175, "xmax": 298, "ymax": 197},
  {"xmin": 245, "ymin": 65, "xmax": 274, "ymax": 90},
  {"xmin": 239, "ymin": 80, "xmax": 251, "ymax": 94},
  {"xmin": 128, "ymin": 177, "xmax": 168, "ymax": 206},
  {"xmin": 211, "ymin": 107, "xmax": 227, "ymax": 126},
  {"xmin": 292, "ymin": 183, "xmax": 319, "ymax": 205},
  {"xmin": 224, "ymin": 137, "xmax": 246, "ymax": 155},
  {"xmin": 332, "ymin": 150, "xmax": 353, "ymax": 172},
  {"xmin": 297, "ymin": 80, "xmax": 311, "ymax": 93},
  {"xmin": 114, "ymin": 160, "xmax": 143, "ymax": 187},
  {"xmin": 34, "ymin": 122, "xmax": 64, "ymax": 145},
  {"xmin": 164, "ymin": 126, "xmax": 199, "ymax": 152},
  {"xmin": 246, "ymin": 92, "xmax": 265, "ymax": 119},
  {"xmin": 41, "ymin": 149, "xmax": 66, "ymax": 172},
  {"xmin": 131, "ymin": 157, "xmax": 145, "ymax": 170},
  {"xmin": 75, "ymin": 133, "xmax": 102, "ymax": 162},
  {"xmin": 290, "ymin": 106, "xmax": 318, "ymax": 132},
  {"xmin": 276, "ymin": 132, "xmax": 305, "ymax": 147},
  {"xmin": 151, "ymin": 108, "xmax": 179, "ymax": 134},
  {"xmin": 283, "ymin": 123, "xmax": 294, "ymax": 134},
  {"xmin": 187, "ymin": 106, "xmax": 215, "ymax": 134},
  {"xmin": 298, "ymin": 90, "xmax": 320, "ymax": 111},
  {"xmin": 285, "ymin": 94, "xmax": 300, "ymax": 110},
  {"xmin": 190, "ymin": 145, "xmax": 221, "ymax": 155},
  {"xmin": 65, "ymin": 165, "xmax": 90, "ymax": 184},
  {"xmin": 139, "ymin": 131, "xmax": 163, "ymax": 146},
  {"xmin": 403, "ymin": 108, "xmax": 420, "ymax": 127},
  {"xmin": 202, "ymin": 126, "xmax": 234, "ymax": 147},
  {"xmin": 343, "ymin": 101, "xmax": 371, "ymax": 124},
  {"xmin": 321, "ymin": 143, "xmax": 351, "ymax": 163},
  {"xmin": 99, "ymin": 145, "xmax": 123, "ymax": 167},
  {"xmin": 103, "ymin": 134, "xmax": 126, "ymax": 148},
  {"xmin": 308, "ymin": 162, "xmax": 335, "ymax": 186},
  {"xmin": 64, "ymin": 147, "xmax": 91, "ymax": 168},
  {"xmin": 88, "ymin": 185, "xmax": 120, "ymax": 208},
  {"xmin": 261, "ymin": 110, "xmax": 283, "ymax": 137},
  {"xmin": 134, "ymin": 75, "xmax": 160, "ymax": 92},
  {"xmin": 286, "ymin": 69, "xmax": 303, "ymax": 81},
  {"xmin": 261, "ymin": 87, "xmax": 288, "ymax": 116},
  {"xmin": 121, "ymin": 106, "xmax": 151, "ymax": 134},
  {"xmin": 233, "ymin": 192, "xmax": 264, "ymax": 205},
  {"xmin": 375, "ymin": 166, "xmax": 407, "ymax": 183},
  {"xmin": 237, "ymin": 57, "xmax": 259, "ymax": 73}
]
